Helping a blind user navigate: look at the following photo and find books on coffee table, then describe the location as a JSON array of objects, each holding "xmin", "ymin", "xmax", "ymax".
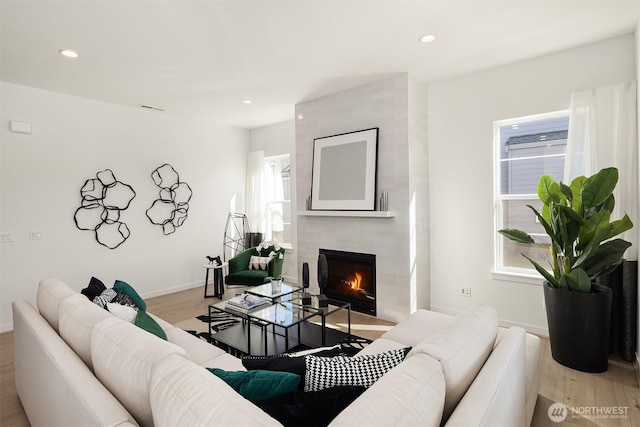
[{"xmin": 226, "ymin": 294, "xmax": 271, "ymax": 313}]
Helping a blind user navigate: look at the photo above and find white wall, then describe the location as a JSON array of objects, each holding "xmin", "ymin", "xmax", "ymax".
[
  {"xmin": 408, "ymin": 77, "xmax": 430, "ymax": 311},
  {"xmin": 428, "ymin": 34, "xmax": 637, "ymax": 335},
  {"xmin": 249, "ymin": 120, "xmax": 295, "ymax": 157},
  {"xmin": 249, "ymin": 120, "xmax": 298, "ymax": 282},
  {"xmin": 0, "ymin": 82, "xmax": 249, "ymax": 330}
]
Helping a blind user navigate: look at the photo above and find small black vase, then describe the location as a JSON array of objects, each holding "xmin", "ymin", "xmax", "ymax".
[{"xmin": 543, "ymin": 281, "xmax": 613, "ymax": 373}]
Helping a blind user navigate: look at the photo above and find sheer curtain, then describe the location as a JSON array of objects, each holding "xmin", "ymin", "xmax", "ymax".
[
  {"xmin": 565, "ymin": 80, "xmax": 638, "ymax": 361},
  {"xmin": 263, "ymin": 160, "xmax": 284, "ymax": 242},
  {"xmin": 245, "ymin": 151, "xmax": 265, "ymax": 234},
  {"xmin": 564, "ymin": 80, "xmax": 638, "ymax": 258}
]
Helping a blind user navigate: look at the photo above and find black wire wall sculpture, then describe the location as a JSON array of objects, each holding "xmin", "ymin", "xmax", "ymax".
[
  {"xmin": 146, "ymin": 164, "xmax": 193, "ymax": 235},
  {"xmin": 74, "ymin": 169, "xmax": 136, "ymax": 249}
]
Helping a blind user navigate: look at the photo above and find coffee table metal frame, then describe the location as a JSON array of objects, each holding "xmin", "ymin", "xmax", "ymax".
[{"xmin": 208, "ymin": 294, "xmax": 352, "ymax": 356}]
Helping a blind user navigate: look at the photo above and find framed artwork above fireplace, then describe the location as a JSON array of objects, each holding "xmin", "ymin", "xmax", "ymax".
[{"xmin": 310, "ymin": 128, "xmax": 378, "ymax": 211}]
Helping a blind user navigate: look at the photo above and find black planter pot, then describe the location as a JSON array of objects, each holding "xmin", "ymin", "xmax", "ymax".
[{"xmin": 544, "ymin": 281, "xmax": 613, "ymax": 373}]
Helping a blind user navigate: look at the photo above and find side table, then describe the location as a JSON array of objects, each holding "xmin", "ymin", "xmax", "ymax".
[{"xmin": 203, "ymin": 262, "xmax": 228, "ymax": 298}]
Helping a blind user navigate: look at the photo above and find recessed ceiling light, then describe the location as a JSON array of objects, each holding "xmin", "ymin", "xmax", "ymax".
[
  {"xmin": 242, "ymin": 99, "xmax": 253, "ymax": 105},
  {"xmin": 59, "ymin": 49, "xmax": 78, "ymax": 58},
  {"xmin": 419, "ymin": 34, "xmax": 436, "ymax": 44}
]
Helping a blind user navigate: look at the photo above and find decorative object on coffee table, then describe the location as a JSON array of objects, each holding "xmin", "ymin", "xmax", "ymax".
[
  {"xmin": 317, "ymin": 254, "xmax": 329, "ymax": 307},
  {"xmin": 301, "ymin": 262, "xmax": 312, "ymax": 305},
  {"xmin": 270, "ymin": 277, "xmax": 282, "ymax": 293}
]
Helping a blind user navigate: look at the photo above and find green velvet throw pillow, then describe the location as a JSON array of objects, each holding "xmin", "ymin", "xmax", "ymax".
[
  {"xmin": 134, "ymin": 310, "xmax": 167, "ymax": 340},
  {"xmin": 208, "ymin": 368, "xmax": 300, "ymax": 402},
  {"xmin": 113, "ymin": 280, "xmax": 146, "ymax": 311}
]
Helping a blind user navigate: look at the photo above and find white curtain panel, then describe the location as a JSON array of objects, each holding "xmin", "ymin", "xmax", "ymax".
[
  {"xmin": 565, "ymin": 80, "xmax": 638, "ymax": 259},
  {"xmin": 245, "ymin": 150, "xmax": 265, "ymax": 233},
  {"xmin": 262, "ymin": 161, "xmax": 284, "ymax": 241}
]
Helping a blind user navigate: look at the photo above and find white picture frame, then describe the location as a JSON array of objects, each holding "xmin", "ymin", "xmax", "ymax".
[{"xmin": 311, "ymin": 128, "xmax": 378, "ymax": 211}]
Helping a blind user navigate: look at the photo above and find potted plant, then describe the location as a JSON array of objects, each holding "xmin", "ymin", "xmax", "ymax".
[{"xmin": 498, "ymin": 167, "xmax": 633, "ymax": 372}]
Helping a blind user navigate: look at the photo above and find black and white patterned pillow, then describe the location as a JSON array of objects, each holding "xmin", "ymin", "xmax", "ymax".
[
  {"xmin": 304, "ymin": 348, "xmax": 409, "ymax": 392},
  {"xmin": 92, "ymin": 288, "xmax": 117, "ymax": 308},
  {"xmin": 111, "ymin": 291, "xmax": 138, "ymax": 310}
]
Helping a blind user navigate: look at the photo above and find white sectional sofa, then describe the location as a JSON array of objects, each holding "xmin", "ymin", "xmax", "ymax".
[{"xmin": 13, "ymin": 278, "xmax": 542, "ymax": 427}]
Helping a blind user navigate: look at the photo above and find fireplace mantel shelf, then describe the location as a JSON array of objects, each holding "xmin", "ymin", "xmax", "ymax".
[{"xmin": 298, "ymin": 210, "xmax": 396, "ymax": 218}]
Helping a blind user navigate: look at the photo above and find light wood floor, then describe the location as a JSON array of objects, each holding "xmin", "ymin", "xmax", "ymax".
[{"xmin": 1, "ymin": 285, "xmax": 639, "ymax": 426}]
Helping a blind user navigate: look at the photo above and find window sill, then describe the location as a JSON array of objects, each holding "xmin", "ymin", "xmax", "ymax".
[{"xmin": 491, "ymin": 270, "xmax": 543, "ymax": 286}]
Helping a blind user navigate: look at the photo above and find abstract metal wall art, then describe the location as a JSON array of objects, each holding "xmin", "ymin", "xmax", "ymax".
[
  {"xmin": 74, "ymin": 169, "xmax": 136, "ymax": 249},
  {"xmin": 146, "ymin": 164, "xmax": 193, "ymax": 235}
]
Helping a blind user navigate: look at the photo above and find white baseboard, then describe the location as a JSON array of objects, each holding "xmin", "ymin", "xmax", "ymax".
[
  {"xmin": 429, "ymin": 305, "xmax": 549, "ymax": 337},
  {"xmin": 0, "ymin": 322, "xmax": 13, "ymax": 333},
  {"xmin": 140, "ymin": 280, "xmax": 203, "ymax": 299}
]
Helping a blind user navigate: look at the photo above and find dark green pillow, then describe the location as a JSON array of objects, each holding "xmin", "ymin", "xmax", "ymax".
[
  {"xmin": 134, "ymin": 310, "xmax": 167, "ymax": 340},
  {"xmin": 208, "ymin": 368, "xmax": 300, "ymax": 402},
  {"xmin": 113, "ymin": 280, "xmax": 146, "ymax": 311}
]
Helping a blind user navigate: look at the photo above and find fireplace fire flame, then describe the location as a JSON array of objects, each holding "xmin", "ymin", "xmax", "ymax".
[{"xmin": 348, "ymin": 272, "xmax": 363, "ymax": 291}]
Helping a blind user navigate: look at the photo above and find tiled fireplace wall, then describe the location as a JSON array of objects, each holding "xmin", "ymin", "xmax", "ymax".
[{"xmin": 294, "ymin": 74, "xmax": 429, "ymax": 322}]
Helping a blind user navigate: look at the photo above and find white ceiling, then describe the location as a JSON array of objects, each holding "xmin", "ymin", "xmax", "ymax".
[{"xmin": 1, "ymin": 1, "xmax": 638, "ymax": 130}]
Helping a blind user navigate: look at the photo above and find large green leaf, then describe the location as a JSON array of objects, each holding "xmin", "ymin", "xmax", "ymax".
[
  {"xmin": 528, "ymin": 205, "xmax": 556, "ymax": 243},
  {"xmin": 559, "ymin": 268, "xmax": 591, "ymax": 292},
  {"xmin": 581, "ymin": 239, "xmax": 632, "ymax": 278},
  {"xmin": 577, "ymin": 210, "xmax": 610, "ymax": 250},
  {"xmin": 557, "ymin": 205, "xmax": 584, "ymax": 246},
  {"xmin": 570, "ymin": 175, "xmax": 587, "ymax": 213},
  {"xmin": 541, "ymin": 203, "xmax": 550, "ymax": 224},
  {"xmin": 552, "ymin": 203, "xmax": 572, "ymax": 254},
  {"xmin": 597, "ymin": 194, "xmax": 615, "ymax": 213},
  {"xmin": 498, "ymin": 229, "xmax": 535, "ymax": 244},
  {"xmin": 559, "ymin": 182, "xmax": 573, "ymax": 202},
  {"xmin": 523, "ymin": 254, "xmax": 560, "ymax": 287},
  {"xmin": 608, "ymin": 214, "xmax": 634, "ymax": 240},
  {"xmin": 538, "ymin": 175, "xmax": 562, "ymax": 205},
  {"xmin": 581, "ymin": 167, "xmax": 618, "ymax": 209},
  {"xmin": 556, "ymin": 204, "xmax": 584, "ymax": 225},
  {"xmin": 573, "ymin": 227, "xmax": 612, "ymax": 269}
]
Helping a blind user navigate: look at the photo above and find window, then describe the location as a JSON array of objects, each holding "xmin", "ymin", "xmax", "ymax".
[
  {"xmin": 264, "ymin": 154, "xmax": 292, "ymax": 248},
  {"xmin": 494, "ymin": 111, "xmax": 569, "ymax": 276}
]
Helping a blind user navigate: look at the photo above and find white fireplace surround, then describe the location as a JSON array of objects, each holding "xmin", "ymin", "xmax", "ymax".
[{"xmin": 295, "ymin": 73, "xmax": 430, "ymax": 323}]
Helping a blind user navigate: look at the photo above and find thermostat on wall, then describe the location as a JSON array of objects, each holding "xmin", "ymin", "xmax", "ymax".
[{"xmin": 9, "ymin": 121, "xmax": 32, "ymax": 134}]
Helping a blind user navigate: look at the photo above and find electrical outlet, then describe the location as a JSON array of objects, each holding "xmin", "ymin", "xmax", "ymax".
[
  {"xmin": 0, "ymin": 232, "xmax": 15, "ymax": 243},
  {"xmin": 29, "ymin": 229, "xmax": 42, "ymax": 240},
  {"xmin": 461, "ymin": 287, "xmax": 471, "ymax": 297}
]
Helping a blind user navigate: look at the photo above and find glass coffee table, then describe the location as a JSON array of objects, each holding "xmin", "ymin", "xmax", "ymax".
[
  {"xmin": 244, "ymin": 281, "xmax": 303, "ymax": 301},
  {"xmin": 208, "ymin": 293, "xmax": 351, "ymax": 356},
  {"xmin": 290, "ymin": 295, "xmax": 351, "ymax": 346}
]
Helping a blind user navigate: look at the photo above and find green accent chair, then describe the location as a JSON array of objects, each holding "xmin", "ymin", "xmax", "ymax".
[{"xmin": 225, "ymin": 245, "xmax": 285, "ymax": 286}]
